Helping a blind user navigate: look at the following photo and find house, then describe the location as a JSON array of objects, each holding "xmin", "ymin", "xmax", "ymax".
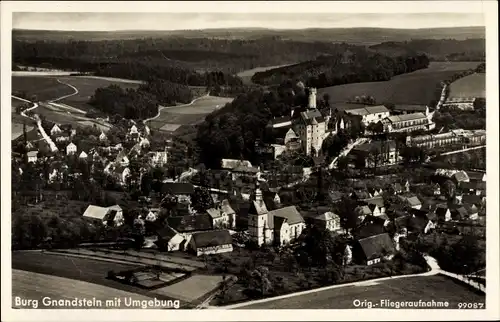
[
  {"xmin": 140, "ymin": 137, "xmax": 150, "ymax": 148},
  {"xmin": 145, "ymin": 208, "xmax": 160, "ymax": 222},
  {"xmin": 392, "ymin": 105, "xmax": 428, "ymax": 114},
  {"xmin": 50, "ymin": 124, "xmax": 62, "ymax": 136},
  {"xmin": 150, "ymin": 150, "xmax": 168, "ymax": 167},
  {"xmin": 450, "ymin": 206, "xmax": 469, "ymax": 221},
  {"xmin": 82, "ymin": 204, "xmax": 124, "ymax": 227},
  {"xmin": 351, "ymin": 190, "xmax": 372, "ymax": 200},
  {"xmin": 156, "ymin": 226, "xmax": 186, "ymax": 251},
  {"xmin": 55, "ymin": 135, "xmax": 70, "ymax": 142},
  {"xmin": 355, "ymin": 205, "xmax": 373, "ymax": 223},
  {"xmin": 328, "ymin": 190, "xmax": 344, "ymax": 204},
  {"xmin": 353, "ymin": 217, "xmax": 387, "ymax": 239},
  {"xmin": 99, "ymin": 132, "xmax": 107, "ymax": 141},
  {"xmin": 189, "ymin": 230, "xmax": 233, "ymax": 256},
  {"xmin": 367, "ymin": 204, "xmax": 382, "ymax": 217},
  {"xmin": 248, "ymin": 188, "xmax": 305, "ymax": 246},
  {"xmin": 393, "ymin": 214, "xmax": 410, "ymax": 236},
  {"xmin": 262, "ymin": 190, "xmax": 281, "ymax": 210},
  {"xmin": 406, "ymin": 196, "xmax": 422, "ymax": 209},
  {"xmin": 350, "ymin": 140, "xmax": 398, "ymax": 168},
  {"xmin": 344, "ymin": 105, "xmax": 390, "ymax": 126},
  {"xmin": 407, "ymin": 209, "xmax": 436, "ymax": 234},
  {"xmin": 363, "ymin": 197, "xmax": 386, "ymax": 214},
  {"xmin": 452, "ymin": 170, "xmax": 470, "ymax": 184},
  {"xmin": 79, "ymin": 151, "xmax": 88, "ymax": 159},
  {"xmin": 461, "ymin": 194, "xmax": 484, "ymax": 209},
  {"xmin": 435, "ymin": 205, "xmax": 452, "ymax": 222},
  {"xmin": 463, "ymin": 204, "xmax": 479, "ymax": 220},
  {"xmin": 433, "ymin": 183, "xmax": 441, "ymax": 195},
  {"xmin": 305, "ymin": 211, "xmax": 342, "ymax": 232},
  {"xmin": 268, "ymin": 116, "xmax": 293, "ymax": 129},
  {"xmin": 130, "ymin": 125, "xmax": 139, "ymax": 135},
  {"xmin": 459, "ymin": 181, "xmax": 486, "ymax": 196},
  {"xmin": 221, "ymin": 159, "xmax": 253, "ymax": 170},
  {"xmin": 167, "ymin": 213, "xmax": 213, "ymax": 236},
  {"xmin": 207, "ymin": 207, "xmax": 235, "ymax": 229},
  {"xmin": 66, "ymin": 142, "xmax": 77, "ymax": 155},
  {"xmin": 353, "ymin": 233, "xmax": 395, "ymax": 265},
  {"xmin": 27, "ymin": 150, "xmax": 38, "ymax": 163},
  {"xmin": 466, "ymin": 171, "xmax": 486, "ymax": 182},
  {"xmin": 367, "ymin": 187, "xmax": 383, "ymax": 197},
  {"xmin": 231, "ymin": 165, "xmax": 260, "ymax": 181},
  {"xmin": 220, "ymin": 199, "xmax": 237, "ymax": 228},
  {"xmin": 162, "ymin": 183, "xmax": 195, "ymax": 203}
]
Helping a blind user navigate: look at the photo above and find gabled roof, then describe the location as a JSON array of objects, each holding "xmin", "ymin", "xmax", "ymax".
[
  {"xmin": 386, "ymin": 112, "xmax": 427, "ymax": 123},
  {"xmin": 406, "ymin": 196, "xmax": 422, "ymax": 207},
  {"xmin": 392, "ymin": 105, "xmax": 427, "ymax": 112},
  {"xmin": 451, "ymin": 207, "xmax": 469, "ymax": 219},
  {"xmin": 364, "ymin": 105, "xmax": 390, "ymax": 114},
  {"xmin": 162, "ymin": 182, "xmax": 195, "ymax": 195},
  {"xmin": 191, "ymin": 230, "xmax": 232, "ymax": 248},
  {"xmin": 356, "ymin": 233, "xmax": 395, "ymax": 260},
  {"xmin": 206, "ymin": 208, "xmax": 223, "ymax": 219},
  {"xmin": 157, "ymin": 226, "xmax": 179, "ymax": 240},
  {"xmin": 452, "ymin": 171, "xmax": 470, "ymax": 182},
  {"xmin": 221, "ymin": 199, "xmax": 236, "ymax": 215},
  {"xmin": 82, "ymin": 205, "xmax": 115, "ymax": 221},
  {"xmin": 314, "ymin": 211, "xmax": 340, "ymax": 221},
  {"xmin": 328, "ymin": 190, "xmax": 344, "ymax": 202},
  {"xmin": 363, "ymin": 197, "xmax": 385, "ymax": 208},
  {"xmin": 460, "ymin": 181, "xmax": 486, "ymax": 191},
  {"xmin": 268, "ymin": 206, "xmax": 303, "ymax": 228},
  {"xmin": 167, "ymin": 214, "xmax": 213, "ymax": 233},
  {"xmin": 270, "ymin": 116, "xmax": 292, "ymax": 125},
  {"xmin": 462, "ymin": 194, "xmax": 483, "ymax": 206},
  {"xmin": 466, "ymin": 171, "xmax": 486, "ymax": 182},
  {"xmin": 274, "ymin": 216, "xmax": 288, "ymax": 230},
  {"xmin": 408, "ymin": 214, "xmax": 430, "ymax": 232},
  {"xmin": 221, "ymin": 159, "xmax": 252, "ymax": 170},
  {"xmin": 463, "ymin": 203, "xmax": 479, "ymax": 215}
]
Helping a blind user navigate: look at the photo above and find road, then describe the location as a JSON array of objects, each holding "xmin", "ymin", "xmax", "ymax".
[
  {"xmin": 328, "ymin": 137, "xmax": 369, "ymax": 169},
  {"xmin": 143, "ymin": 92, "xmax": 210, "ymax": 124},
  {"xmin": 49, "ymin": 79, "xmax": 79, "ymax": 102}
]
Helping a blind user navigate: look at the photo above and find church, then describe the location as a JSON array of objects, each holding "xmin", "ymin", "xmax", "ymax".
[{"xmin": 247, "ymin": 187, "xmax": 306, "ymax": 246}]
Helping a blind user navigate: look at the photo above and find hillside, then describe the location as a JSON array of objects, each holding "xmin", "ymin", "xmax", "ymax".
[
  {"xmin": 369, "ymin": 39, "xmax": 485, "ymax": 61},
  {"xmin": 13, "ymin": 26, "xmax": 485, "ymax": 43}
]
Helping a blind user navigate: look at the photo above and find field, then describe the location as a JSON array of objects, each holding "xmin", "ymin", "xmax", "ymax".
[
  {"xmin": 318, "ymin": 62, "xmax": 482, "ymax": 106},
  {"xmin": 12, "ymin": 269, "xmax": 175, "ymax": 309},
  {"xmin": 11, "ymin": 97, "xmax": 36, "ymax": 140},
  {"xmin": 239, "ymin": 275, "xmax": 485, "ymax": 309},
  {"xmin": 12, "ymin": 75, "xmax": 141, "ymax": 111},
  {"xmin": 448, "ymin": 73, "xmax": 486, "ymax": 98},
  {"xmin": 147, "ymin": 95, "xmax": 233, "ymax": 133},
  {"xmin": 153, "ymin": 274, "xmax": 226, "ymax": 302}
]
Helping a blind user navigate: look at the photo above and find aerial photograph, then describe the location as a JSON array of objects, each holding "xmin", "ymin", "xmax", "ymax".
[{"xmin": 6, "ymin": 3, "xmax": 492, "ymax": 314}]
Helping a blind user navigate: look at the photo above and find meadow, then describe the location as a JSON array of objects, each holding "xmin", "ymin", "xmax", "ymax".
[
  {"xmin": 12, "ymin": 76, "xmax": 74, "ymax": 102},
  {"xmin": 147, "ymin": 95, "xmax": 233, "ymax": 133},
  {"xmin": 448, "ymin": 73, "xmax": 486, "ymax": 98},
  {"xmin": 239, "ymin": 275, "xmax": 485, "ymax": 309},
  {"xmin": 318, "ymin": 62, "xmax": 482, "ymax": 106}
]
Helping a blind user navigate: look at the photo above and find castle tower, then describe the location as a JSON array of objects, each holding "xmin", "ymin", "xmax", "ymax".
[
  {"xmin": 248, "ymin": 186, "xmax": 269, "ymax": 246},
  {"xmin": 308, "ymin": 88, "xmax": 317, "ymax": 109}
]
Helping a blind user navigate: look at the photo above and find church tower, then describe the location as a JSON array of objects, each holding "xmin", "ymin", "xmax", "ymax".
[
  {"xmin": 248, "ymin": 187, "xmax": 269, "ymax": 246},
  {"xmin": 308, "ymin": 88, "xmax": 317, "ymax": 110}
]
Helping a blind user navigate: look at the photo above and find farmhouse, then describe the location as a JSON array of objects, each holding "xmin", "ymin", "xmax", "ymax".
[
  {"xmin": 189, "ymin": 230, "xmax": 233, "ymax": 256},
  {"xmin": 66, "ymin": 142, "xmax": 77, "ymax": 155},
  {"xmin": 27, "ymin": 150, "xmax": 38, "ymax": 163},
  {"xmin": 50, "ymin": 124, "xmax": 62, "ymax": 136},
  {"xmin": 352, "ymin": 233, "xmax": 395, "ymax": 266},
  {"xmin": 156, "ymin": 226, "xmax": 186, "ymax": 251},
  {"xmin": 82, "ymin": 204, "xmax": 124, "ymax": 227}
]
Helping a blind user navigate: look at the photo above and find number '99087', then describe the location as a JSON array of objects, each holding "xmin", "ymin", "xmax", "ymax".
[{"xmin": 458, "ymin": 303, "xmax": 484, "ymax": 309}]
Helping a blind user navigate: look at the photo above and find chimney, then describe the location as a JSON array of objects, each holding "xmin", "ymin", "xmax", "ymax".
[{"xmin": 308, "ymin": 88, "xmax": 317, "ymax": 109}]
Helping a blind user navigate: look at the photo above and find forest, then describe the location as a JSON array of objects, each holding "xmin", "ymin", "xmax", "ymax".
[
  {"xmin": 251, "ymin": 53, "xmax": 431, "ymax": 87},
  {"xmin": 89, "ymin": 79, "xmax": 193, "ymax": 120},
  {"xmin": 369, "ymin": 39, "xmax": 485, "ymax": 61}
]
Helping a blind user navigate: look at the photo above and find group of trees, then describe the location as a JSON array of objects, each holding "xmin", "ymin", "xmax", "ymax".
[
  {"xmin": 89, "ymin": 79, "xmax": 193, "ymax": 120},
  {"xmin": 433, "ymin": 108, "xmax": 485, "ymax": 131},
  {"xmin": 251, "ymin": 53, "xmax": 430, "ymax": 87}
]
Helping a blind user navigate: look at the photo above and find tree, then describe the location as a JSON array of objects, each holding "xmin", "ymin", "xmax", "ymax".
[
  {"xmin": 336, "ymin": 197, "xmax": 359, "ymax": 233},
  {"xmin": 191, "ymin": 187, "xmax": 215, "ymax": 212},
  {"xmin": 442, "ymin": 180, "xmax": 456, "ymax": 200},
  {"xmin": 249, "ymin": 266, "xmax": 272, "ymax": 297}
]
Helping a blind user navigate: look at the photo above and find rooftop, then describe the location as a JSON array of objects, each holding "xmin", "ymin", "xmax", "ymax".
[{"xmin": 386, "ymin": 112, "xmax": 427, "ymax": 123}]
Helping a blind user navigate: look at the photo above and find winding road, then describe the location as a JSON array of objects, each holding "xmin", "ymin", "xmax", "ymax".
[
  {"xmin": 143, "ymin": 92, "xmax": 211, "ymax": 124},
  {"xmin": 50, "ymin": 79, "xmax": 79, "ymax": 103}
]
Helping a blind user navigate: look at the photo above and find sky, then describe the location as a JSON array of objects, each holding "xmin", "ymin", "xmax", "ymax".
[{"xmin": 12, "ymin": 12, "xmax": 485, "ymax": 31}]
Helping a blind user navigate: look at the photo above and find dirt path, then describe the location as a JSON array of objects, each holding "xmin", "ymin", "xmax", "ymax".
[{"xmin": 49, "ymin": 79, "xmax": 79, "ymax": 103}]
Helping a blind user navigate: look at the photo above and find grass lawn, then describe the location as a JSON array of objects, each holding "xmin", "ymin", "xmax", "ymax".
[
  {"xmin": 152, "ymin": 274, "xmax": 225, "ymax": 302},
  {"xmin": 147, "ymin": 95, "xmax": 233, "ymax": 131},
  {"xmin": 318, "ymin": 62, "xmax": 482, "ymax": 106},
  {"xmin": 12, "ymin": 269, "xmax": 175, "ymax": 309},
  {"xmin": 239, "ymin": 275, "xmax": 485, "ymax": 309},
  {"xmin": 448, "ymin": 73, "xmax": 486, "ymax": 98},
  {"xmin": 12, "ymin": 76, "xmax": 74, "ymax": 102}
]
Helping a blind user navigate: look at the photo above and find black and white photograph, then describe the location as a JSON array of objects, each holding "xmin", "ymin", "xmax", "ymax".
[{"xmin": 1, "ymin": 1, "xmax": 499, "ymax": 321}]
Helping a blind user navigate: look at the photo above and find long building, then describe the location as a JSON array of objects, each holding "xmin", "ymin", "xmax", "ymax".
[
  {"xmin": 406, "ymin": 129, "xmax": 486, "ymax": 149},
  {"xmin": 382, "ymin": 112, "xmax": 435, "ymax": 133}
]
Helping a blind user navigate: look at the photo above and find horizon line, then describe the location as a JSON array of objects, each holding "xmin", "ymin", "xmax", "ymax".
[{"xmin": 13, "ymin": 25, "xmax": 486, "ymax": 33}]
